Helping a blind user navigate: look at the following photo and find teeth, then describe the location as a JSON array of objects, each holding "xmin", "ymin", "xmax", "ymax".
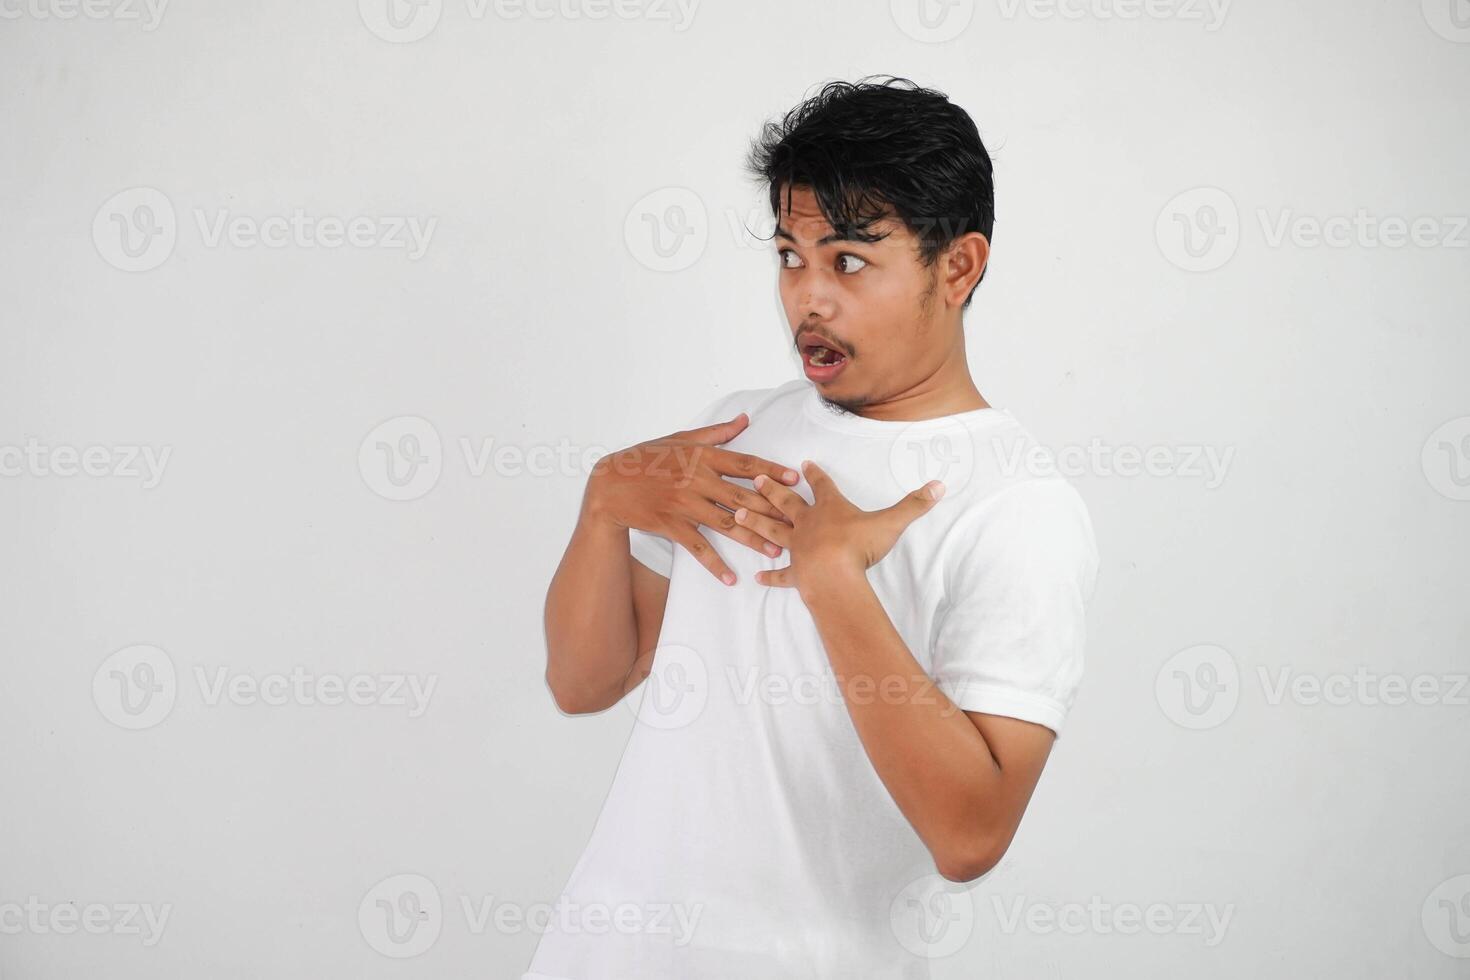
[{"xmin": 807, "ymin": 348, "xmax": 843, "ymax": 367}]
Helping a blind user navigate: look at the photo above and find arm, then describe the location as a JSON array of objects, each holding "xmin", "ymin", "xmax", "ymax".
[
  {"xmin": 800, "ymin": 568, "xmax": 1055, "ymax": 882},
  {"xmin": 542, "ymin": 514, "xmax": 672, "ymax": 715},
  {"xmin": 738, "ymin": 462, "xmax": 1079, "ymax": 881},
  {"xmin": 542, "ymin": 413, "xmax": 801, "ymax": 714}
]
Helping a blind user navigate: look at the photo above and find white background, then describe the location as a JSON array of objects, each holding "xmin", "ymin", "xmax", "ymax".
[{"xmin": 2, "ymin": 0, "xmax": 1467, "ymax": 976}]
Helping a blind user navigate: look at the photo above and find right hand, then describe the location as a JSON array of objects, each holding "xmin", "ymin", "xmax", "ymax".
[{"xmin": 585, "ymin": 412, "xmax": 801, "ymax": 585}]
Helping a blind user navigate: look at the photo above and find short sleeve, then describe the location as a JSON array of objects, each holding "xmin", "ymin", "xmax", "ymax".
[
  {"xmin": 624, "ymin": 389, "xmax": 748, "ymax": 579},
  {"xmin": 930, "ymin": 478, "xmax": 1099, "ymax": 737},
  {"xmin": 629, "ymin": 528, "xmax": 675, "ymax": 577}
]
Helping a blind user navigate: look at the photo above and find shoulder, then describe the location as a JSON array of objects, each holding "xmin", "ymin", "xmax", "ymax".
[
  {"xmin": 690, "ymin": 379, "xmax": 807, "ymax": 426},
  {"xmin": 935, "ymin": 417, "xmax": 1099, "ymax": 588}
]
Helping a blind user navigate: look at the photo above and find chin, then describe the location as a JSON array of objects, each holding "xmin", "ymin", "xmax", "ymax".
[{"xmin": 816, "ymin": 387, "xmax": 867, "ymax": 414}]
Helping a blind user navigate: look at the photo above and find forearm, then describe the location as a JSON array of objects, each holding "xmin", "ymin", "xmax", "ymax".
[
  {"xmin": 543, "ymin": 502, "xmax": 641, "ymax": 713},
  {"xmin": 801, "ymin": 570, "xmax": 1005, "ymax": 877}
]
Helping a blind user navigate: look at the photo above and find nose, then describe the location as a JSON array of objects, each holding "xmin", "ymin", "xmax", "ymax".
[{"xmin": 795, "ymin": 278, "xmax": 836, "ymax": 321}]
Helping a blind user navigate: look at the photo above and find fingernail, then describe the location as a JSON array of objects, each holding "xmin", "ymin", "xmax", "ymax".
[
  {"xmin": 754, "ymin": 474, "xmax": 766, "ymax": 488},
  {"xmin": 734, "ymin": 507, "xmax": 748, "ymax": 522},
  {"xmin": 782, "ymin": 469, "xmax": 799, "ymax": 483},
  {"xmin": 722, "ymin": 571, "xmax": 736, "ymax": 585},
  {"xmin": 928, "ymin": 481, "xmax": 946, "ymax": 500},
  {"xmin": 764, "ymin": 543, "xmax": 780, "ymax": 556}
]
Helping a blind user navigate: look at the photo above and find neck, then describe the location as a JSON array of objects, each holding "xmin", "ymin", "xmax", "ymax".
[{"xmin": 840, "ymin": 338, "xmax": 988, "ymax": 422}]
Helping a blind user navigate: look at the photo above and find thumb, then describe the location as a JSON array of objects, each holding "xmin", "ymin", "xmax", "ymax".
[
  {"xmin": 686, "ymin": 412, "xmax": 749, "ymax": 445},
  {"xmin": 881, "ymin": 480, "xmax": 946, "ymax": 531}
]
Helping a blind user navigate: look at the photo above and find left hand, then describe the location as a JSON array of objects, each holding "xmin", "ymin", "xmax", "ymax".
[{"xmin": 734, "ymin": 459, "xmax": 945, "ymax": 594}]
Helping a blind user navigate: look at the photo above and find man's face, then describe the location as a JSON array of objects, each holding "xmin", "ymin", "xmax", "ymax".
[{"xmin": 773, "ymin": 185, "xmax": 950, "ymax": 412}]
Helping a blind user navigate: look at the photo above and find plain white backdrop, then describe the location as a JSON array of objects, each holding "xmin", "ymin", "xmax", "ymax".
[{"xmin": 2, "ymin": 0, "xmax": 1467, "ymax": 976}]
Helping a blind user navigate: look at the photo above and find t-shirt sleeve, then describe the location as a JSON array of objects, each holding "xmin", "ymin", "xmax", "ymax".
[
  {"xmin": 626, "ymin": 390, "xmax": 747, "ymax": 579},
  {"xmin": 929, "ymin": 478, "xmax": 1099, "ymax": 737},
  {"xmin": 629, "ymin": 527, "xmax": 676, "ymax": 577}
]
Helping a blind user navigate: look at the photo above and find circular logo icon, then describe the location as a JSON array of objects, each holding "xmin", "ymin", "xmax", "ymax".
[
  {"xmin": 1422, "ymin": 874, "xmax": 1470, "ymax": 957},
  {"xmin": 358, "ymin": 873, "xmax": 443, "ymax": 957},
  {"xmin": 359, "ymin": 0, "xmax": 442, "ymax": 42},
  {"xmin": 888, "ymin": 418, "xmax": 976, "ymax": 497},
  {"xmin": 1421, "ymin": 416, "xmax": 1470, "ymax": 501},
  {"xmin": 889, "ymin": 0, "xmax": 975, "ymax": 43},
  {"xmin": 889, "ymin": 873, "xmax": 974, "ymax": 959},
  {"xmin": 624, "ymin": 643, "xmax": 708, "ymax": 730},
  {"xmin": 1155, "ymin": 643, "xmax": 1239, "ymax": 730},
  {"xmin": 93, "ymin": 187, "xmax": 177, "ymax": 272},
  {"xmin": 1422, "ymin": 0, "xmax": 1470, "ymax": 42},
  {"xmin": 359, "ymin": 416, "xmax": 443, "ymax": 501},
  {"xmin": 93, "ymin": 644, "xmax": 177, "ymax": 730},
  {"xmin": 1155, "ymin": 187, "xmax": 1240, "ymax": 272},
  {"xmin": 624, "ymin": 187, "xmax": 708, "ymax": 273}
]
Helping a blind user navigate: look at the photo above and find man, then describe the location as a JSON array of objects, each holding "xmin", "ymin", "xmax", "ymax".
[{"xmin": 526, "ymin": 76, "xmax": 1099, "ymax": 978}]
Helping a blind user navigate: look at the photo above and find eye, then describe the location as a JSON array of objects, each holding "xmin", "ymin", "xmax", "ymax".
[
  {"xmin": 836, "ymin": 253, "xmax": 867, "ymax": 274},
  {"xmin": 777, "ymin": 248, "xmax": 803, "ymax": 269}
]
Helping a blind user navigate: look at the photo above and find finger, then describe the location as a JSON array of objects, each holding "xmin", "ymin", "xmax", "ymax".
[
  {"xmin": 753, "ymin": 472, "xmax": 809, "ymax": 517},
  {"xmin": 733, "ymin": 506, "xmax": 792, "ymax": 548},
  {"xmin": 755, "ymin": 566, "xmax": 797, "ymax": 588},
  {"xmin": 701, "ymin": 446, "xmax": 801, "ymax": 486},
  {"xmin": 689, "ymin": 499, "xmax": 785, "ymax": 557},
  {"xmin": 880, "ymin": 480, "xmax": 947, "ymax": 534},
  {"xmin": 667, "ymin": 521, "xmax": 738, "ymax": 585},
  {"xmin": 800, "ymin": 459, "xmax": 846, "ymax": 503},
  {"xmin": 695, "ymin": 473, "xmax": 790, "ymax": 524},
  {"xmin": 683, "ymin": 412, "xmax": 750, "ymax": 445}
]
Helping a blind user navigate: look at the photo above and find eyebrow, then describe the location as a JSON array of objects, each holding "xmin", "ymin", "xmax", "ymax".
[{"xmin": 774, "ymin": 224, "xmax": 886, "ymax": 247}]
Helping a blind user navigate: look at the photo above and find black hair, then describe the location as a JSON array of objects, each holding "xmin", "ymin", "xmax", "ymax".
[{"xmin": 744, "ymin": 75, "xmax": 995, "ymax": 308}]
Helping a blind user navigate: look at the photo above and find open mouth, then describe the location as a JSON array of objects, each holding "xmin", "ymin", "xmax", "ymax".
[
  {"xmin": 804, "ymin": 344, "xmax": 847, "ymax": 368},
  {"xmin": 799, "ymin": 338, "xmax": 849, "ymax": 383}
]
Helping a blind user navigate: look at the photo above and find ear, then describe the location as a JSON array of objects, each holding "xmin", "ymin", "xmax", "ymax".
[{"xmin": 942, "ymin": 232, "xmax": 989, "ymax": 308}]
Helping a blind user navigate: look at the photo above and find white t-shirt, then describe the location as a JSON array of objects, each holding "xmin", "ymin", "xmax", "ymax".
[{"xmin": 523, "ymin": 378, "xmax": 1098, "ymax": 980}]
